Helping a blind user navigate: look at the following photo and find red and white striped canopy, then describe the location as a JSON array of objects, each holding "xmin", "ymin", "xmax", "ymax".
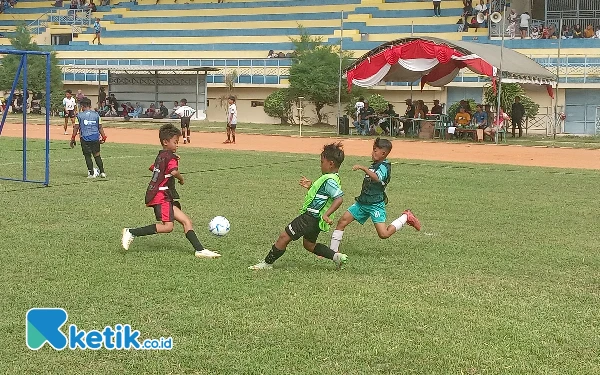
[{"xmin": 344, "ymin": 37, "xmax": 556, "ymax": 94}]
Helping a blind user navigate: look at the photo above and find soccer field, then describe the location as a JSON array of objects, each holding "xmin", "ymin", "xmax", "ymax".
[{"xmin": 1, "ymin": 138, "xmax": 599, "ymax": 374}]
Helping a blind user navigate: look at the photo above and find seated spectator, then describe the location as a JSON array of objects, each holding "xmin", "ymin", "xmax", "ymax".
[
  {"xmin": 69, "ymin": 0, "xmax": 77, "ymax": 9},
  {"xmin": 378, "ymin": 103, "xmax": 397, "ymax": 135},
  {"xmin": 169, "ymin": 101, "xmax": 180, "ymax": 118},
  {"xmin": 561, "ymin": 24, "xmax": 572, "ymax": 39},
  {"xmin": 473, "ymin": 105, "xmax": 488, "ymax": 128},
  {"xmin": 267, "ymin": 50, "xmax": 276, "ymax": 58},
  {"xmin": 484, "ymin": 104, "xmax": 493, "ymax": 128},
  {"xmin": 101, "ymin": 0, "xmax": 109, "ymax": 5},
  {"xmin": 596, "ymin": 26, "xmax": 600, "ymax": 39},
  {"xmin": 454, "ymin": 107, "xmax": 471, "ymax": 127},
  {"xmin": 51, "ymin": 0, "xmax": 63, "ymax": 7},
  {"xmin": 130, "ymin": 102, "xmax": 143, "ymax": 118},
  {"xmin": 484, "ymin": 108, "xmax": 507, "ymax": 140},
  {"xmin": 540, "ymin": 26, "xmax": 549, "ymax": 39},
  {"xmin": 88, "ymin": 0, "xmax": 96, "ymax": 11},
  {"xmin": 157, "ymin": 101, "xmax": 169, "ymax": 118},
  {"xmin": 277, "ymin": 52, "xmax": 285, "ymax": 58},
  {"xmin": 548, "ymin": 24, "xmax": 557, "ymax": 39},
  {"xmin": 584, "ymin": 25, "xmax": 594, "ymax": 38},
  {"xmin": 459, "ymin": 100, "xmax": 472, "ymax": 116},
  {"xmin": 530, "ymin": 26, "xmax": 540, "ymax": 39},
  {"xmin": 414, "ymin": 101, "xmax": 425, "ymax": 119},
  {"xmin": 145, "ymin": 103, "xmax": 156, "ymax": 117},
  {"xmin": 572, "ymin": 24, "xmax": 583, "ymax": 38},
  {"xmin": 121, "ymin": 102, "xmax": 133, "ymax": 117},
  {"xmin": 431, "ymin": 99, "xmax": 443, "ymax": 115},
  {"xmin": 418, "ymin": 100, "xmax": 428, "ymax": 115}
]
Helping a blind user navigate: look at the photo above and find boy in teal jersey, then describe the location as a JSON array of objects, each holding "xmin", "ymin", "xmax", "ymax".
[
  {"xmin": 330, "ymin": 138, "xmax": 421, "ymax": 252},
  {"xmin": 249, "ymin": 142, "xmax": 348, "ymax": 270}
]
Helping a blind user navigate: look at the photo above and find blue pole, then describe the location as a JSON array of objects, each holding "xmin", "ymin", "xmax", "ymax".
[
  {"xmin": 45, "ymin": 54, "xmax": 51, "ymax": 186},
  {"xmin": 0, "ymin": 55, "xmax": 25, "ymax": 135},
  {"xmin": 22, "ymin": 53, "xmax": 28, "ymax": 181}
]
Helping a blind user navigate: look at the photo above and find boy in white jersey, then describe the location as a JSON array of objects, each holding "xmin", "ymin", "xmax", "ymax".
[
  {"xmin": 175, "ymin": 98, "xmax": 195, "ymax": 144},
  {"xmin": 224, "ymin": 96, "xmax": 237, "ymax": 144},
  {"xmin": 62, "ymin": 89, "xmax": 77, "ymax": 135}
]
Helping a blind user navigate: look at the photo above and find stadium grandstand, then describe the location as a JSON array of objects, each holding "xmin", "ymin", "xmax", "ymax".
[{"xmin": 0, "ymin": 0, "xmax": 599, "ymax": 133}]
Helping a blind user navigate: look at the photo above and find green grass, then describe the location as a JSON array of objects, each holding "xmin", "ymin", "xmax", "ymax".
[{"xmin": 1, "ymin": 137, "xmax": 599, "ymax": 374}]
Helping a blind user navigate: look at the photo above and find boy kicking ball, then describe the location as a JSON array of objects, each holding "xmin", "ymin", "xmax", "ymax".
[
  {"xmin": 249, "ymin": 142, "xmax": 348, "ymax": 270},
  {"xmin": 330, "ymin": 138, "xmax": 421, "ymax": 253},
  {"xmin": 122, "ymin": 124, "xmax": 220, "ymax": 259}
]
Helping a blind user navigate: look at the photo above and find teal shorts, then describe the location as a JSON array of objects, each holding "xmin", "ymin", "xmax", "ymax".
[{"xmin": 347, "ymin": 201, "xmax": 387, "ymax": 225}]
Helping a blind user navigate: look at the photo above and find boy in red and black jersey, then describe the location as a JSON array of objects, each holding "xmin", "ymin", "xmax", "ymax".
[{"xmin": 121, "ymin": 124, "xmax": 221, "ymax": 259}]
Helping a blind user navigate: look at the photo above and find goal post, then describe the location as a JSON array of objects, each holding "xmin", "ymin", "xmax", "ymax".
[{"xmin": 0, "ymin": 49, "xmax": 51, "ymax": 186}]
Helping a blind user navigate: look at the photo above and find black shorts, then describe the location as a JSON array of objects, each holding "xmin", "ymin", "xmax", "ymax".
[
  {"xmin": 152, "ymin": 201, "xmax": 174, "ymax": 222},
  {"xmin": 181, "ymin": 117, "xmax": 190, "ymax": 128},
  {"xmin": 80, "ymin": 139, "xmax": 100, "ymax": 155},
  {"xmin": 519, "ymin": 27, "xmax": 528, "ymax": 31},
  {"xmin": 285, "ymin": 212, "xmax": 321, "ymax": 244},
  {"xmin": 227, "ymin": 123, "xmax": 237, "ymax": 129},
  {"xmin": 65, "ymin": 110, "xmax": 75, "ymax": 118}
]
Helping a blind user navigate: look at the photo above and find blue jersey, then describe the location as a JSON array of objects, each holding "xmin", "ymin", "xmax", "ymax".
[{"xmin": 76, "ymin": 110, "xmax": 101, "ymax": 142}]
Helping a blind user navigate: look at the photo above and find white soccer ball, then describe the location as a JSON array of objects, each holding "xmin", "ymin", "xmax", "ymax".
[
  {"xmin": 209, "ymin": 216, "xmax": 230, "ymax": 237},
  {"xmin": 93, "ymin": 168, "xmax": 100, "ymax": 177}
]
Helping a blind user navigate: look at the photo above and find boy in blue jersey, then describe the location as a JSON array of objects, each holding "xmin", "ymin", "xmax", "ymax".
[
  {"xmin": 330, "ymin": 138, "xmax": 421, "ymax": 253},
  {"xmin": 249, "ymin": 142, "xmax": 348, "ymax": 270},
  {"xmin": 70, "ymin": 98, "xmax": 107, "ymax": 178}
]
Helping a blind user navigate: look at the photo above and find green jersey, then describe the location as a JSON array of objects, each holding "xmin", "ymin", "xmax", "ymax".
[
  {"xmin": 300, "ymin": 173, "xmax": 343, "ymax": 232},
  {"xmin": 356, "ymin": 160, "xmax": 391, "ymax": 204}
]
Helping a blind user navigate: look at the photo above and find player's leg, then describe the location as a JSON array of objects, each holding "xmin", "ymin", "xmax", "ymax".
[
  {"xmin": 91, "ymin": 142, "xmax": 106, "ymax": 177},
  {"xmin": 173, "ymin": 205, "xmax": 220, "ymax": 258},
  {"xmin": 224, "ymin": 125, "xmax": 231, "ymax": 143},
  {"xmin": 97, "ymin": 32, "xmax": 101, "ymax": 45},
  {"xmin": 330, "ymin": 204, "xmax": 365, "ymax": 252},
  {"xmin": 303, "ymin": 232, "xmax": 348, "ymax": 270},
  {"xmin": 231, "ymin": 124, "xmax": 236, "ymax": 143},
  {"xmin": 92, "ymin": 33, "xmax": 97, "ymax": 44},
  {"xmin": 63, "ymin": 112, "xmax": 68, "ymax": 134},
  {"xmin": 186, "ymin": 125, "xmax": 191, "ymax": 143},
  {"xmin": 379, "ymin": 209, "xmax": 421, "ymax": 239},
  {"xmin": 249, "ymin": 215, "xmax": 302, "ymax": 269},
  {"xmin": 80, "ymin": 141, "xmax": 96, "ymax": 177},
  {"xmin": 122, "ymin": 203, "xmax": 174, "ymax": 250}
]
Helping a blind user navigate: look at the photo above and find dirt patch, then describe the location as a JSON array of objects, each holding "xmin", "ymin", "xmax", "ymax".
[{"xmin": 2, "ymin": 123, "xmax": 600, "ymax": 170}]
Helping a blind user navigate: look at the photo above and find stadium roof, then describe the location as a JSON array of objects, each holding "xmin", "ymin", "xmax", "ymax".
[
  {"xmin": 62, "ymin": 65, "xmax": 220, "ymax": 73},
  {"xmin": 344, "ymin": 37, "xmax": 557, "ymax": 93}
]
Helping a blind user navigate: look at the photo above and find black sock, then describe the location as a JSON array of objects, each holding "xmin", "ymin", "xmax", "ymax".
[
  {"xmin": 84, "ymin": 154, "xmax": 94, "ymax": 174},
  {"xmin": 313, "ymin": 243, "xmax": 335, "ymax": 260},
  {"xmin": 187, "ymin": 128, "xmax": 190, "ymax": 137},
  {"xmin": 129, "ymin": 224, "xmax": 157, "ymax": 237},
  {"xmin": 185, "ymin": 230, "xmax": 204, "ymax": 252},
  {"xmin": 94, "ymin": 155, "xmax": 105, "ymax": 174},
  {"xmin": 232, "ymin": 133, "xmax": 236, "ymax": 142},
  {"xmin": 265, "ymin": 245, "xmax": 285, "ymax": 264}
]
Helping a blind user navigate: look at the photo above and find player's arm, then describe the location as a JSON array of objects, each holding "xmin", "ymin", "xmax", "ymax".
[
  {"xmin": 170, "ymin": 169, "xmax": 184, "ymax": 185},
  {"xmin": 98, "ymin": 120, "xmax": 107, "ymax": 142},
  {"xmin": 322, "ymin": 179, "xmax": 344, "ymax": 224},
  {"xmin": 322, "ymin": 196, "xmax": 343, "ymax": 225},
  {"xmin": 352, "ymin": 164, "xmax": 380, "ymax": 182}
]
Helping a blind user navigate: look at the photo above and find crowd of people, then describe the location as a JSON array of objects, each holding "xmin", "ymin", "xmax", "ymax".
[
  {"xmin": 267, "ymin": 50, "xmax": 296, "ymax": 59},
  {"xmin": 0, "ymin": 0, "xmax": 17, "ymax": 14}
]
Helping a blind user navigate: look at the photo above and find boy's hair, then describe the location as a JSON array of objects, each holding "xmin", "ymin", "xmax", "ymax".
[
  {"xmin": 358, "ymin": 97, "xmax": 364, "ymax": 102},
  {"xmin": 228, "ymin": 95, "xmax": 236, "ymax": 102},
  {"xmin": 65, "ymin": 89, "xmax": 72, "ymax": 94},
  {"xmin": 159, "ymin": 124, "xmax": 181, "ymax": 144},
  {"xmin": 374, "ymin": 137, "xmax": 393, "ymax": 153},
  {"xmin": 81, "ymin": 98, "xmax": 92, "ymax": 108},
  {"xmin": 180, "ymin": 98, "xmax": 187, "ymax": 105},
  {"xmin": 321, "ymin": 142, "xmax": 345, "ymax": 168}
]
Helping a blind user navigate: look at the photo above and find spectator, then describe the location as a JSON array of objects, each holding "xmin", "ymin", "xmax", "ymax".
[
  {"xmin": 548, "ymin": 24, "xmax": 557, "ymax": 39},
  {"xmin": 379, "ymin": 103, "xmax": 396, "ymax": 135},
  {"xmin": 144, "ymin": 103, "xmax": 156, "ymax": 118},
  {"xmin": 101, "ymin": 0, "xmax": 109, "ymax": 5},
  {"xmin": 519, "ymin": 11, "xmax": 530, "ymax": 39},
  {"xmin": 76, "ymin": 89, "xmax": 85, "ymax": 111},
  {"xmin": 572, "ymin": 24, "xmax": 583, "ymax": 38},
  {"xmin": 92, "ymin": 18, "xmax": 101, "ymax": 45},
  {"xmin": 596, "ymin": 26, "xmax": 600, "ymax": 39},
  {"xmin": 353, "ymin": 98, "xmax": 368, "ymax": 135},
  {"xmin": 508, "ymin": 9, "xmax": 517, "ymax": 39},
  {"xmin": 432, "ymin": 0, "xmax": 441, "ymax": 17},
  {"xmin": 414, "ymin": 101, "xmax": 425, "ymax": 119},
  {"xmin": 89, "ymin": 0, "xmax": 96, "ymax": 11},
  {"xmin": 418, "ymin": 100, "xmax": 428, "ymax": 115},
  {"xmin": 169, "ymin": 101, "xmax": 180, "ymax": 118},
  {"xmin": 473, "ymin": 105, "xmax": 487, "ymax": 128},
  {"xmin": 454, "ymin": 107, "xmax": 471, "ymax": 126},
  {"xmin": 267, "ymin": 50, "xmax": 277, "ymax": 58},
  {"xmin": 98, "ymin": 86, "xmax": 106, "ymax": 108},
  {"xmin": 561, "ymin": 24, "xmax": 572, "ymax": 39},
  {"xmin": 69, "ymin": 0, "xmax": 77, "ymax": 8},
  {"xmin": 108, "ymin": 93, "xmax": 118, "ymax": 109},
  {"xmin": 459, "ymin": 99, "xmax": 472, "ymax": 115},
  {"xmin": 510, "ymin": 96, "xmax": 525, "ymax": 137},
  {"xmin": 400, "ymin": 98, "xmax": 415, "ymax": 134},
  {"xmin": 484, "ymin": 104, "xmax": 493, "ymax": 128},
  {"xmin": 584, "ymin": 24, "xmax": 594, "ymax": 38},
  {"xmin": 158, "ymin": 101, "xmax": 169, "ymax": 118},
  {"xmin": 51, "ymin": 0, "xmax": 63, "ymax": 7},
  {"xmin": 121, "ymin": 102, "xmax": 133, "ymax": 117},
  {"xmin": 431, "ymin": 99, "xmax": 443, "ymax": 115},
  {"xmin": 277, "ymin": 52, "xmax": 285, "ymax": 58}
]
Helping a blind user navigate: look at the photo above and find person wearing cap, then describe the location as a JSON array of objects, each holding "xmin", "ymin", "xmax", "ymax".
[
  {"xmin": 400, "ymin": 99, "xmax": 415, "ymax": 135},
  {"xmin": 431, "ymin": 100, "xmax": 443, "ymax": 115}
]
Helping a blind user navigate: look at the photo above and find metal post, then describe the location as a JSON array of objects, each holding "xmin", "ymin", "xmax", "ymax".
[
  {"xmin": 0, "ymin": 55, "xmax": 25, "ymax": 135},
  {"xmin": 298, "ymin": 97, "xmax": 304, "ymax": 137},
  {"xmin": 97, "ymin": 68, "xmax": 101, "ymax": 109},
  {"xmin": 553, "ymin": 18, "xmax": 562, "ymax": 140},
  {"xmin": 22, "ymin": 54, "xmax": 28, "ymax": 181},
  {"xmin": 495, "ymin": 4, "xmax": 507, "ymax": 144},
  {"xmin": 154, "ymin": 70, "xmax": 159, "ymax": 108},
  {"xmin": 45, "ymin": 54, "xmax": 51, "ymax": 186},
  {"xmin": 337, "ymin": 10, "xmax": 344, "ymax": 135},
  {"xmin": 195, "ymin": 70, "xmax": 199, "ymax": 118}
]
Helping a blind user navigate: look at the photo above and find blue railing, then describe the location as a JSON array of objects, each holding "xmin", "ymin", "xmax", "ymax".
[{"xmin": 60, "ymin": 56, "xmax": 600, "ymax": 84}]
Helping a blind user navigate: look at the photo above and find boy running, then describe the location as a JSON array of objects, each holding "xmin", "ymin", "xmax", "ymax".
[
  {"xmin": 92, "ymin": 18, "xmax": 101, "ymax": 45},
  {"xmin": 121, "ymin": 124, "xmax": 220, "ymax": 259},
  {"xmin": 249, "ymin": 142, "xmax": 348, "ymax": 270},
  {"xmin": 330, "ymin": 138, "xmax": 421, "ymax": 252},
  {"xmin": 175, "ymin": 98, "xmax": 195, "ymax": 144},
  {"xmin": 62, "ymin": 89, "xmax": 77, "ymax": 135},
  {"xmin": 70, "ymin": 98, "xmax": 107, "ymax": 178},
  {"xmin": 224, "ymin": 95, "xmax": 237, "ymax": 144}
]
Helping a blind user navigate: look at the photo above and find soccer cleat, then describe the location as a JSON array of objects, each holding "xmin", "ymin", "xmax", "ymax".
[
  {"xmin": 183, "ymin": 138, "xmax": 187, "ymax": 144},
  {"xmin": 195, "ymin": 249, "xmax": 221, "ymax": 258},
  {"xmin": 121, "ymin": 228, "xmax": 134, "ymax": 250},
  {"xmin": 248, "ymin": 261, "xmax": 273, "ymax": 270},
  {"xmin": 332, "ymin": 252, "xmax": 348, "ymax": 270},
  {"xmin": 187, "ymin": 137, "xmax": 190, "ymax": 144},
  {"xmin": 63, "ymin": 131, "xmax": 68, "ymax": 135},
  {"xmin": 100, "ymin": 173, "xmax": 107, "ymax": 178},
  {"xmin": 87, "ymin": 172, "xmax": 97, "ymax": 179},
  {"xmin": 403, "ymin": 209, "xmax": 421, "ymax": 231}
]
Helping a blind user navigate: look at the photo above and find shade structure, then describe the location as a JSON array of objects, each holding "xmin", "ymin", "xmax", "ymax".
[{"xmin": 344, "ymin": 37, "xmax": 557, "ymax": 95}]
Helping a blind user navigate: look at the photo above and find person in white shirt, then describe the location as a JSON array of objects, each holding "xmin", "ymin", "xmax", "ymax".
[
  {"xmin": 62, "ymin": 89, "xmax": 77, "ymax": 135},
  {"xmin": 432, "ymin": 0, "xmax": 441, "ymax": 17},
  {"xmin": 519, "ymin": 12, "xmax": 531, "ymax": 39},
  {"xmin": 224, "ymin": 95, "xmax": 237, "ymax": 144},
  {"xmin": 175, "ymin": 98, "xmax": 196, "ymax": 144}
]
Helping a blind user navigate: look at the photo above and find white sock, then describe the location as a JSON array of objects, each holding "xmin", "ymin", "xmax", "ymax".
[
  {"xmin": 330, "ymin": 230, "xmax": 344, "ymax": 252},
  {"xmin": 391, "ymin": 214, "xmax": 408, "ymax": 231}
]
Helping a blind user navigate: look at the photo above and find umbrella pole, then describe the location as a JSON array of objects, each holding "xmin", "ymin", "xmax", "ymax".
[{"xmin": 495, "ymin": 4, "xmax": 507, "ymax": 145}]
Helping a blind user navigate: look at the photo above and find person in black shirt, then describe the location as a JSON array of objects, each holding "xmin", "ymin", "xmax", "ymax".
[
  {"xmin": 401, "ymin": 99, "xmax": 415, "ymax": 135},
  {"xmin": 510, "ymin": 96, "xmax": 525, "ymax": 137},
  {"xmin": 431, "ymin": 99, "xmax": 443, "ymax": 115},
  {"xmin": 379, "ymin": 103, "xmax": 397, "ymax": 135}
]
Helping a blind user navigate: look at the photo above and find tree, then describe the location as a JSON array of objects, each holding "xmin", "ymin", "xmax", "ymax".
[
  {"xmin": 483, "ymin": 83, "xmax": 539, "ymax": 119},
  {"xmin": 264, "ymin": 88, "xmax": 293, "ymax": 124},
  {"xmin": 0, "ymin": 24, "xmax": 64, "ymax": 113},
  {"xmin": 288, "ymin": 27, "xmax": 356, "ymax": 124},
  {"xmin": 344, "ymin": 93, "xmax": 386, "ymax": 119}
]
